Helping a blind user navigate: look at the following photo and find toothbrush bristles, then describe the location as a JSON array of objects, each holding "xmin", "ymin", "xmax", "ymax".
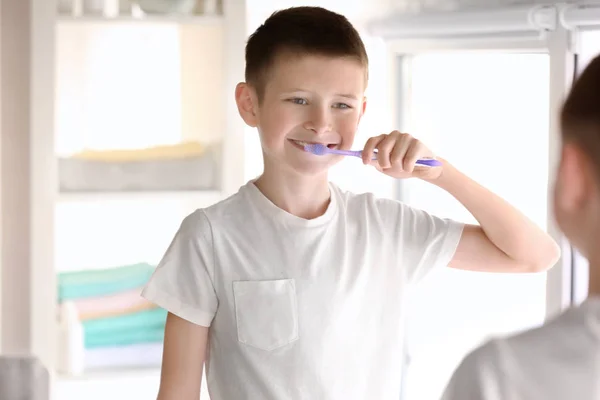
[{"xmin": 304, "ymin": 143, "xmax": 328, "ymax": 155}]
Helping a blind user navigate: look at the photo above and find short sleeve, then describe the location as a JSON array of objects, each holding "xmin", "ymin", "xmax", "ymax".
[
  {"xmin": 386, "ymin": 201, "xmax": 464, "ymax": 284},
  {"xmin": 141, "ymin": 210, "xmax": 218, "ymax": 327},
  {"xmin": 441, "ymin": 341, "xmax": 504, "ymax": 400}
]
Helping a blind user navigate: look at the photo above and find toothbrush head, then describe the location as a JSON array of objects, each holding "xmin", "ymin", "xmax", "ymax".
[{"xmin": 303, "ymin": 143, "xmax": 328, "ymax": 155}]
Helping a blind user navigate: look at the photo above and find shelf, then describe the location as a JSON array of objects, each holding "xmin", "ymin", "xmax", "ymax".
[
  {"xmin": 57, "ymin": 189, "xmax": 223, "ymax": 205},
  {"xmin": 55, "ymin": 367, "xmax": 163, "ymax": 400},
  {"xmin": 56, "ymin": 14, "xmax": 223, "ymax": 25},
  {"xmin": 55, "ymin": 367, "xmax": 210, "ymax": 400},
  {"xmin": 57, "ymin": 366, "xmax": 160, "ymax": 381}
]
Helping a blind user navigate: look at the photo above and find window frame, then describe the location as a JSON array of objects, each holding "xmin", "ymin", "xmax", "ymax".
[
  {"xmin": 367, "ymin": 4, "xmax": 600, "ymax": 398},
  {"xmin": 370, "ymin": 1, "xmax": 600, "ymax": 324}
]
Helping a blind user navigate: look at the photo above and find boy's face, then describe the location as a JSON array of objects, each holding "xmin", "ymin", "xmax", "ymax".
[
  {"xmin": 236, "ymin": 54, "xmax": 367, "ymax": 177},
  {"xmin": 553, "ymin": 140, "xmax": 600, "ymax": 257}
]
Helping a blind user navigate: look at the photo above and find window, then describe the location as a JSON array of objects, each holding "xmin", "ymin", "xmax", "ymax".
[
  {"xmin": 399, "ymin": 52, "xmax": 550, "ymax": 400},
  {"xmin": 578, "ymin": 30, "xmax": 600, "ymax": 74}
]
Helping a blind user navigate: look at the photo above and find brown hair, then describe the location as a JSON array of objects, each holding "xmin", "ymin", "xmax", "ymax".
[
  {"xmin": 561, "ymin": 54, "xmax": 600, "ymax": 177},
  {"xmin": 244, "ymin": 6, "xmax": 369, "ymax": 101}
]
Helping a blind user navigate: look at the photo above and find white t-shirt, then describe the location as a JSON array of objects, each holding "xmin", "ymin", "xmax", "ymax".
[
  {"xmin": 142, "ymin": 180, "xmax": 463, "ymax": 400},
  {"xmin": 441, "ymin": 297, "xmax": 600, "ymax": 400}
]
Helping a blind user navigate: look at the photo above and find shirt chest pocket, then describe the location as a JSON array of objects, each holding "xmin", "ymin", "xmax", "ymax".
[{"xmin": 232, "ymin": 279, "xmax": 299, "ymax": 351}]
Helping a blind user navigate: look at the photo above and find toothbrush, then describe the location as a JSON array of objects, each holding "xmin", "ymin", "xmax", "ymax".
[{"xmin": 303, "ymin": 143, "xmax": 443, "ymax": 167}]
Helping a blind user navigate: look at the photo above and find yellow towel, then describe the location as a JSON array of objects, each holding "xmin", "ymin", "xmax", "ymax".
[{"xmin": 70, "ymin": 141, "xmax": 206, "ymax": 162}]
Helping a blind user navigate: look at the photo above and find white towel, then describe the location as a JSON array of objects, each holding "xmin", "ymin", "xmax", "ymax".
[{"xmin": 84, "ymin": 342, "xmax": 163, "ymax": 370}]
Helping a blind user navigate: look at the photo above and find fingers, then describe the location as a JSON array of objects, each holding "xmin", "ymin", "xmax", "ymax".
[
  {"xmin": 400, "ymin": 136, "xmax": 423, "ymax": 173},
  {"xmin": 362, "ymin": 134, "xmax": 386, "ymax": 165},
  {"xmin": 364, "ymin": 131, "xmax": 415, "ymax": 170},
  {"xmin": 364, "ymin": 131, "xmax": 440, "ymax": 179},
  {"xmin": 389, "ymin": 132, "xmax": 416, "ymax": 172},
  {"xmin": 377, "ymin": 131, "xmax": 407, "ymax": 169}
]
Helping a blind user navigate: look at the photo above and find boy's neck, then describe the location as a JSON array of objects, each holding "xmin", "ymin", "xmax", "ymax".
[
  {"xmin": 588, "ymin": 259, "xmax": 600, "ymax": 298},
  {"xmin": 254, "ymin": 166, "xmax": 332, "ymax": 220}
]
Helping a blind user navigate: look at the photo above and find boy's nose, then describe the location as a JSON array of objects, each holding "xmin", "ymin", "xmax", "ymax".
[{"xmin": 304, "ymin": 109, "xmax": 332, "ymax": 135}]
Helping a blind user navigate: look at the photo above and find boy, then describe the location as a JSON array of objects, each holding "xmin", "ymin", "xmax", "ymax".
[
  {"xmin": 441, "ymin": 54, "xmax": 600, "ymax": 400},
  {"xmin": 141, "ymin": 6, "xmax": 559, "ymax": 400}
]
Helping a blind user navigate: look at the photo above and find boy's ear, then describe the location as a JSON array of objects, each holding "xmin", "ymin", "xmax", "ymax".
[
  {"xmin": 357, "ymin": 96, "xmax": 367, "ymax": 125},
  {"xmin": 235, "ymin": 82, "xmax": 258, "ymax": 127},
  {"xmin": 556, "ymin": 142, "xmax": 592, "ymax": 213}
]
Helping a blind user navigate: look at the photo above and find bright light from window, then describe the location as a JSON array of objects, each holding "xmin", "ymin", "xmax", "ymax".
[
  {"xmin": 55, "ymin": 23, "xmax": 182, "ymax": 156},
  {"xmin": 579, "ymin": 30, "xmax": 600, "ymax": 74},
  {"xmin": 400, "ymin": 52, "xmax": 550, "ymax": 400}
]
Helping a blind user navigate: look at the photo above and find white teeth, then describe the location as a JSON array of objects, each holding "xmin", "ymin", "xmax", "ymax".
[
  {"xmin": 292, "ymin": 140, "xmax": 319, "ymax": 145},
  {"xmin": 291, "ymin": 140, "xmax": 338, "ymax": 147}
]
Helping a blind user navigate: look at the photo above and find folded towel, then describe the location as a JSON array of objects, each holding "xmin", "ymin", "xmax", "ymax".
[
  {"xmin": 58, "ymin": 263, "xmax": 155, "ymax": 301},
  {"xmin": 85, "ymin": 326, "xmax": 164, "ymax": 349},
  {"xmin": 69, "ymin": 141, "xmax": 206, "ymax": 162},
  {"xmin": 72, "ymin": 288, "xmax": 155, "ymax": 321},
  {"xmin": 84, "ymin": 342, "xmax": 163, "ymax": 370},
  {"xmin": 80, "ymin": 300, "xmax": 156, "ymax": 321},
  {"xmin": 83, "ymin": 308, "xmax": 167, "ymax": 338},
  {"xmin": 58, "ymin": 262, "xmax": 154, "ymax": 287}
]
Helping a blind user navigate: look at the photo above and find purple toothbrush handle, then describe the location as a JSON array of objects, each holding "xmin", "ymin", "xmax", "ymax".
[
  {"xmin": 328, "ymin": 148, "xmax": 442, "ymax": 167},
  {"xmin": 333, "ymin": 149, "xmax": 364, "ymax": 157},
  {"xmin": 367, "ymin": 150, "xmax": 442, "ymax": 167},
  {"xmin": 415, "ymin": 158, "xmax": 443, "ymax": 167}
]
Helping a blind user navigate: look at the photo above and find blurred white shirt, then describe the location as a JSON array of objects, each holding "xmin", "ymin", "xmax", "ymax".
[{"xmin": 441, "ymin": 297, "xmax": 600, "ymax": 400}]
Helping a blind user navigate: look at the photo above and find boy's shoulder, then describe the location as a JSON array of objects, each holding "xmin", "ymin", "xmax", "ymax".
[
  {"xmin": 464, "ymin": 299, "xmax": 600, "ymax": 378},
  {"xmin": 501, "ymin": 299, "xmax": 600, "ymax": 354},
  {"xmin": 449, "ymin": 299, "xmax": 600, "ymax": 398},
  {"xmin": 178, "ymin": 183, "xmax": 253, "ymax": 233}
]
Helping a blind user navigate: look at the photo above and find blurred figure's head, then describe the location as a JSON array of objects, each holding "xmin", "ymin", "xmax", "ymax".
[{"xmin": 554, "ymin": 53, "xmax": 600, "ymax": 260}]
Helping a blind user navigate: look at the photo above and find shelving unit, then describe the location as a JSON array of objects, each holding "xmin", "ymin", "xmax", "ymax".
[
  {"xmin": 56, "ymin": 189, "xmax": 223, "ymax": 204},
  {"xmin": 55, "ymin": 367, "xmax": 161, "ymax": 399},
  {"xmin": 56, "ymin": 15, "xmax": 224, "ymax": 24},
  {"xmin": 52, "ymin": 1, "xmax": 247, "ymax": 398}
]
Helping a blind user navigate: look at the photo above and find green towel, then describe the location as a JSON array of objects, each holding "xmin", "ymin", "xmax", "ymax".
[
  {"xmin": 85, "ymin": 326, "xmax": 165, "ymax": 349},
  {"xmin": 57, "ymin": 263, "xmax": 155, "ymax": 300}
]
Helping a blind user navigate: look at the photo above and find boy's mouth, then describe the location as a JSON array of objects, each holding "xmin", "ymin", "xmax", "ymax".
[{"xmin": 289, "ymin": 139, "xmax": 338, "ymax": 150}]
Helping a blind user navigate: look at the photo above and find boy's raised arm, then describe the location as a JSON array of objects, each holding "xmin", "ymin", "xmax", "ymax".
[
  {"xmin": 363, "ymin": 131, "xmax": 560, "ymax": 273},
  {"xmin": 430, "ymin": 160, "xmax": 561, "ymax": 273},
  {"xmin": 156, "ymin": 312, "xmax": 208, "ymax": 400}
]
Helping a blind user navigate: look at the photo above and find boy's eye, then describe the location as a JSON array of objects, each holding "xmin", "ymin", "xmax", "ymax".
[
  {"xmin": 334, "ymin": 103, "xmax": 352, "ymax": 109},
  {"xmin": 290, "ymin": 98, "xmax": 308, "ymax": 105}
]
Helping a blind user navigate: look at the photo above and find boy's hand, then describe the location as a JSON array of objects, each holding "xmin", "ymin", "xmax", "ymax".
[{"xmin": 362, "ymin": 131, "xmax": 443, "ymax": 180}]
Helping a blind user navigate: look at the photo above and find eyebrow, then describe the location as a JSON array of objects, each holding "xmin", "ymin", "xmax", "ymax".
[
  {"xmin": 336, "ymin": 93, "xmax": 359, "ymax": 100},
  {"xmin": 284, "ymin": 88, "xmax": 359, "ymax": 100}
]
